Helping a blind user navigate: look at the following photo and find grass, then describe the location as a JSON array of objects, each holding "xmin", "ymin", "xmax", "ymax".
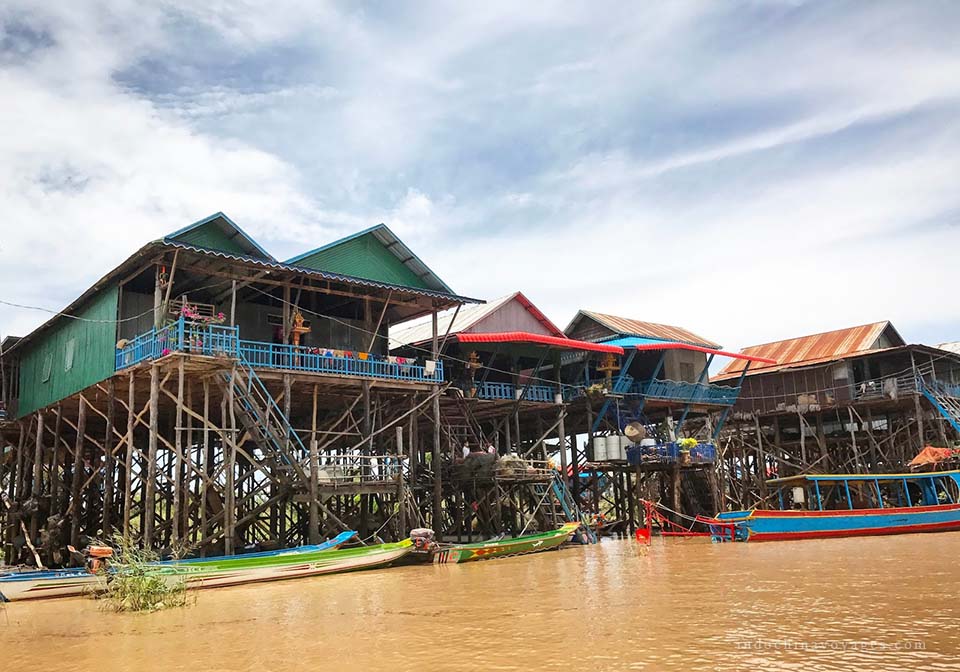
[{"xmin": 95, "ymin": 534, "xmax": 193, "ymax": 613}]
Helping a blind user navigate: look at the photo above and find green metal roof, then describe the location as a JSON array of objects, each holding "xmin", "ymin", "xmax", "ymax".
[
  {"xmin": 164, "ymin": 212, "xmax": 275, "ymax": 261},
  {"xmin": 286, "ymin": 224, "xmax": 454, "ymax": 294}
]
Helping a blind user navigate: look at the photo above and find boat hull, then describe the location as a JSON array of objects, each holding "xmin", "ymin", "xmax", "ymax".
[
  {"xmin": 435, "ymin": 523, "xmax": 579, "ymax": 563},
  {"xmin": 713, "ymin": 503, "xmax": 960, "ymax": 542},
  {"xmin": 0, "ymin": 531, "xmax": 360, "ymax": 602}
]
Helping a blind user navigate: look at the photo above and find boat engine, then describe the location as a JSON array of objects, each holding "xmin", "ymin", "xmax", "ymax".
[{"xmin": 67, "ymin": 544, "xmax": 115, "ymax": 573}]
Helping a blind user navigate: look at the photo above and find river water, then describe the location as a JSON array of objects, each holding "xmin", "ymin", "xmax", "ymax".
[{"xmin": 2, "ymin": 534, "xmax": 958, "ymax": 671}]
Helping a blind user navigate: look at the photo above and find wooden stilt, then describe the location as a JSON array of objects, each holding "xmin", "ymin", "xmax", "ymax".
[
  {"xmin": 122, "ymin": 371, "xmax": 136, "ymax": 539},
  {"xmin": 102, "ymin": 378, "xmax": 116, "ymax": 534},
  {"xmin": 308, "ymin": 383, "xmax": 320, "ymax": 544},
  {"xmin": 70, "ymin": 397, "xmax": 86, "ymax": 548},
  {"xmin": 144, "ymin": 364, "xmax": 159, "ymax": 548}
]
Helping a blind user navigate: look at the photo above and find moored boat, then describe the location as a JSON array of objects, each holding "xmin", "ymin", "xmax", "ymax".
[
  {"xmin": 0, "ymin": 530, "xmax": 358, "ymax": 602},
  {"xmin": 434, "ymin": 522, "xmax": 579, "ymax": 563},
  {"xmin": 710, "ymin": 471, "xmax": 960, "ymax": 542}
]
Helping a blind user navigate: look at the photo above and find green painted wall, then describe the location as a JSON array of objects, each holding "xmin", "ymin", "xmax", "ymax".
[
  {"xmin": 168, "ymin": 222, "xmax": 251, "ymax": 257},
  {"xmin": 294, "ymin": 234, "xmax": 431, "ymax": 289},
  {"xmin": 17, "ymin": 285, "xmax": 119, "ymax": 417}
]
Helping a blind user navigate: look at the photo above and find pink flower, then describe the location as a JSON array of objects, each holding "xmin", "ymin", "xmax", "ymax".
[{"xmin": 161, "ymin": 348, "xmax": 171, "ymax": 356}]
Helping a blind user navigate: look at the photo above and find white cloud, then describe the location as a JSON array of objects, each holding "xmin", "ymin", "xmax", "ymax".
[{"xmin": 2, "ymin": 0, "xmax": 960, "ymax": 354}]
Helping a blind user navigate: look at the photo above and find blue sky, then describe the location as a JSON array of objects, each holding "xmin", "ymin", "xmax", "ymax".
[{"xmin": 1, "ymin": 1, "xmax": 959, "ymax": 351}]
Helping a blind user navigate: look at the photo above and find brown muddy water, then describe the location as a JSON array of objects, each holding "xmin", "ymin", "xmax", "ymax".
[{"xmin": 2, "ymin": 534, "xmax": 959, "ymax": 672}]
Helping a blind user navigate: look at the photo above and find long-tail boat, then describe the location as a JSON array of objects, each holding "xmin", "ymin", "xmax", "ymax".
[
  {"xmin": 0, "ymin": 530, "xmax": 360, "ymax": 602},
  {"xmin": 434, "ymin": 522, "xmax": 579, "ymax": 563},
  {"xmin": 709, "ymin": 471, "xmax": 960, "ymax": 542}
]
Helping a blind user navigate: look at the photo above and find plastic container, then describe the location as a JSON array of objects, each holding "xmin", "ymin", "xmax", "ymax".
[
  {"xmin": 605, "ymin": 435, "xmax": 621, "ymax": 461},
  {"xmin": 593, "ymin": 437, "xmax": 607, "ymax": 462}
]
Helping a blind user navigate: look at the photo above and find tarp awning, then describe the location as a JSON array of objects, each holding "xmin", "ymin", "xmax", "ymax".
[
  {"xmin": 601, "ymin": 336, "xmax": 777, "ymax": 364},
  {"xmin": 456, "ymin": 332, "xmax": 624, "ymax": 354}
]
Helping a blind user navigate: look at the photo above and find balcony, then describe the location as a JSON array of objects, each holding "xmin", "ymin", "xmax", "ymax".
[
  {"xmin": 570, "ymin": 377, "xmax": 740, "ymax": 406},
  {"xmin": 474, "ymin": 381, "xmax": 558, "ymax": 403},
  {"xmin": 116, "ymin": 317, "xmax": 443, "ymax": 384},
  {"xmin": 636, "ymin": 379, "xmax": 740, "ymax": 406}
]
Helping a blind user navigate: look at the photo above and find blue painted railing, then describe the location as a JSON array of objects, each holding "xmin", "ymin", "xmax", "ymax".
[
  {"xmin": 116, "ymin": 318, "xmax": 443, "ymax": 384},
  {"xmin": 569, "ymin": 378, "xmax": 740, "ymax": 406},
  {"xmin": 635, "ymin": 379, "xmax": 739, "ymax": 405},
  {"xmin": 238, "ymin": 341, "xmax": 442, "ymax": 383},
  {"xmin": 626, "ymin": 442, "xmax": 717, "ymax": 465},
  {"xmin": 116, "ymin": 318, "xmax": 239, "ymax": 369},
  {"xmin": 475, "ymin": 381, "xmax": 557, "ymax": 402}
]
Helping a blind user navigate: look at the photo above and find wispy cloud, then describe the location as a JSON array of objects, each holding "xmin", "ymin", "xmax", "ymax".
[{"xmin": 1, "ymin": 1, "xmax": 959, "ymax": 351}]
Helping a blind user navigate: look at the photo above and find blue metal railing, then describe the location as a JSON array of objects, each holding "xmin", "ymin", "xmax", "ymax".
[
  {"xmin": 116, "ymin": 317, "xmax": 444, "ymax": 384},
  {"xmin": 238, "ymin": 341, "xmax": 442, "ymax": 383},
  {"xmin": 116, "ymin": 318, "xmax": 239, "ymax": 370},
  {"xmin": 567, "ymin": 377, "xmax": 740, "ymax": 406},
  {"xmin": 475, "ymin": 381, "xmax": 557, "ymax": 402},
  {"xmin": 626, "ymin": 442, "xmax": 717, "ymax": 465},
  {"xmin": 636, "ymin": 379, "xmax": 739, "ymax": 405}
]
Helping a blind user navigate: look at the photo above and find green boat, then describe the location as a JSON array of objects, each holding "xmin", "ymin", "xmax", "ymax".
[
  {"xmin": 1, "ymin": 538, "xmax": 411, "ymax": 601},
  {"xmin": 434, "ymin": 523, "xmax": 579, "ymax": 564}
]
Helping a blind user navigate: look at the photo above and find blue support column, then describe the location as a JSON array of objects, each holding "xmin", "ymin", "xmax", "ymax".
[
  {"xmin": 712, "ymin": 361, "xmax": 752, "ymax": 440},
  {"xmin": 590, "ymin": 349, "xmax": 638, "ymax": 435},
  {"xmin": 675, "ymin": 354, "xmax": 715, "ymax": 437}
]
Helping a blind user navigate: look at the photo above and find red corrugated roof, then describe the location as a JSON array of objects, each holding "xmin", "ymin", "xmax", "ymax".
[
  {"xmin": 456, "ymin": 332, "xmax": 624, "ymax": 354},
  {"xmin": 713, "ymin": 321, "xmax": 902, "ymax": 380},
  {"xmin": 571, "ymin": 310, "xmax": 721, "ymax": 348}
]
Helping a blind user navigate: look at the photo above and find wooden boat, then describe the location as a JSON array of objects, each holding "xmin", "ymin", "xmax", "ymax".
[
  {"xmin": 149, "ymin": 538, "xmax": 413, "ymax": 592},
  {"xmin": 710, "ymin": 471, "xmax": 960, "ymax": 542},
  {"xmin": 434, "ymin": 522, "xmax": 579, "ymax": 563},
  {"xmin": 0, "ymin": 530, "xmax": 359, "ymax": 602}
]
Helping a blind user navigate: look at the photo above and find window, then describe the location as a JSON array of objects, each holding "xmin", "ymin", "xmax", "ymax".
[
  {"xmin": 41, "ymin": 354, "xmax": 53, "ymax": 383},
  {"xmin": 65, "ymin": 338, "xmax": 76, "ymax": 372}
]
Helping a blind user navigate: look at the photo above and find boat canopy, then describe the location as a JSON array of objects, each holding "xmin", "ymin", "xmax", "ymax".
[{"xmin": 767, "ymin": 470, "xmax": 960, "ymax": 485}]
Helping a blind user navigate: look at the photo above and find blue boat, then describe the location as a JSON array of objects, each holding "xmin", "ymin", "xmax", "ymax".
[{"xmin": 710, "ymin": 471, "xmax": 960, "ymax": 542}]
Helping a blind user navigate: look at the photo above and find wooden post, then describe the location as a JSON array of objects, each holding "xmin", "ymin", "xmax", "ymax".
[
  {"xmin": 753, "ymin": 415, "xmax": 767, "ymax": 503},
  {"xmin": 199, "ymin": 377, "xmax": 210, "ymax": 555},
  {"xmin": 185, "ymin": 381, "xmax": 193, "ymax": 542},
  {"xmin": 431, "ymin": 309, "xmax": 442, "ymax": 533},
  {"xmin": 29, "ymin": 411, "xmax": 44, "ymax": 542},
  {"xmin": 123, "ymin": 371, "xmax": 136, "ymax": 538},
  {"xmin": 555, "ymin": 366, "xmax": 568, "ymax": 480},
  {"xmin": 230, "ymin": 279, "xmax": 237, "ymax": 327},
  {"xmin": 102, "ymin": 379, "xmax": 116, "ymax": 534},
  {"xmin": 172, "ymin": 357, "xmax": 185, "ymax": 546},
  {"xmin": 225, "ymin": 366, "xmax": 237, "ymax": 555},
  {"xmin": 308, "ymin": 384, "xmax": 320, "ymax": 544},
  {"xmin": 907, "ymin": 350, "xmax": 924, "ymax": 453},
  {"xmin": 396, "ymin": 425, "xmax": 407, "ymax": 535},
  {"xmin": 144, "ymin": 364, "xmax": 159, "ymax": 548},
  {"xmin": 50, "ymin": 403, "xmax": 63, "ymax": 516},
  {"xmin": 70, "ymin": 397, "xmax": 86, "ymax": 548}
]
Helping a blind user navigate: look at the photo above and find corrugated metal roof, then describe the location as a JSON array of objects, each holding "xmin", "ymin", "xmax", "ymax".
[
  {"xmin": 568, "ymin": 310, "xmax": 721, "ymax": 348},
  {"xmin": 286, "ymin": 224, "xmax": 453, "ymax": 294},
  {"xmin": 602, "ymin": 336, "xmax": 777, "ymax": 363},
  {"xmin": 713, "ymin": 321, "xmax": 902, "ymax": 380},
  {"xmin": 937, "ymin": 342, "xmax": 960, "ymax": 355},
  {"xmin": 388, "ymin": 291, "xmax": 562, "ymax": 349}
]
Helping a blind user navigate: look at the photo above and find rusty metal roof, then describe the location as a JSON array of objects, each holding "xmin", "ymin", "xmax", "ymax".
[
  {"xmin": 713, "ymin": 321, "xmax": 903, "ymax": 380},
  {"xmin": 569, "ymin": 310, "xmax": 721, "ymax": 348}
]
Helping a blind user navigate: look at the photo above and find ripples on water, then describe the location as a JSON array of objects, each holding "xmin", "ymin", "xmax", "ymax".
[{"xmin": 2, "ymin": 534, "xmax": 959, "ymax": 671}]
